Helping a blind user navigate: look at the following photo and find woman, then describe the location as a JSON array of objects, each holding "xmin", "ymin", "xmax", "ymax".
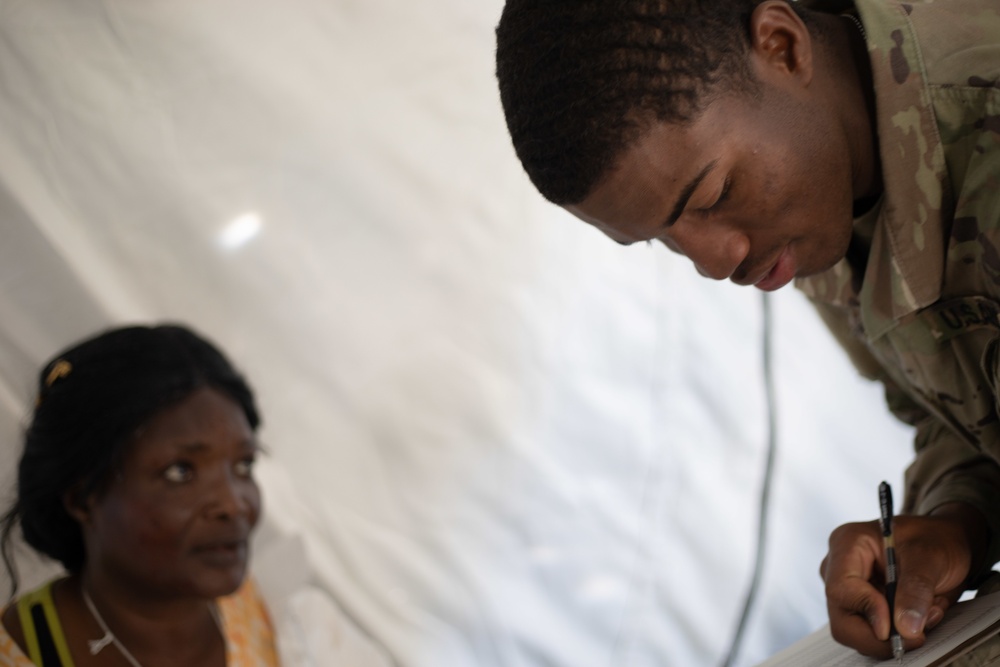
[{"xmin": 0, "ymin": 324, "xmax": 279, "ymax": 667}]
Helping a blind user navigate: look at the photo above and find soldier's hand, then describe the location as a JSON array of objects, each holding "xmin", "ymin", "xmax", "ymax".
[{"xmin": 819, "ymin": 512, "xmax": 980, "ymax": 659}]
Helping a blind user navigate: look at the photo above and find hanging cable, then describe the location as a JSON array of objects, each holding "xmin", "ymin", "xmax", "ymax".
[{"xmin": 718, "ymin": 291, "xmax": 779, "ymax": 667}]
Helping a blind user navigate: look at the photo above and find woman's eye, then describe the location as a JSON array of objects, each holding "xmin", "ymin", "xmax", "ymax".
[
  {"xmin": 234, "ymin": 457, "xmax": 256, "ymax": 478},
  {"xmin": 163, "ymin": 462, "xmax": 194, "ymax": 483}
]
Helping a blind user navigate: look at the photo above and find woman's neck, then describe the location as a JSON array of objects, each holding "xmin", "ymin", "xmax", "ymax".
[{"xmin": 66, "ymin": 573, "xmax": 225, "ymax": 667}]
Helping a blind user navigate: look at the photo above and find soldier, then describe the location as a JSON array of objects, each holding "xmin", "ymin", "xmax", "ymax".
[{"xmin": 495, "ymin": 0, "xmax": 1000, "ymax": 661}]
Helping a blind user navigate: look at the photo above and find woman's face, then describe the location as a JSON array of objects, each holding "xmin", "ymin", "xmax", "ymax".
[{"xmin": 75, "ymin": 386, "xmax": 261, "ymax": 600}]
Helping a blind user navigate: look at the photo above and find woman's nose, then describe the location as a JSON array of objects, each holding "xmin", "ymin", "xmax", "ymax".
[{"xmin": 206, "ymin": 473, "xmax": 254, "ymax": 520}]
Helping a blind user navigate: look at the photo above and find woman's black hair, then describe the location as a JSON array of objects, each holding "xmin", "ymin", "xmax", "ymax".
[{"xmin": 0, "ymin": 324, "xmax": 260, "ymax": 596}]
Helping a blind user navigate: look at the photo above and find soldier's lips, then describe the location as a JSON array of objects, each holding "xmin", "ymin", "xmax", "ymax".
[{"xmin": 754, "ymin": 247, "xmax": 796, "ymax": 291}]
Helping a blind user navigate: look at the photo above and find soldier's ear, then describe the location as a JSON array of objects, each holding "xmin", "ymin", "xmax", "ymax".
[{"xmin": 748, "ymin": 0, "xmax": 814, "ymax": 88}]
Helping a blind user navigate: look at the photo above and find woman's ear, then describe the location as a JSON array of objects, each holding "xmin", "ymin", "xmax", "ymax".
[
  {"xmin": 748, "ymin": 0, "xmax": 814, "ymax": 87},
  {"xmin": 62, "ymin": 485, "xmax": 91, "ymax": 525}
]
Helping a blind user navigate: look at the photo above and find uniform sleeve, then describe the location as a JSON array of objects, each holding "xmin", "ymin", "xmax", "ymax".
[
  {"xmin": 813, "ymin": 300, "xmax": 1000, "ymax": 581},
  {"xmin": 900, "ymin": 403, "xmax": 1000, "ymax": 581}
]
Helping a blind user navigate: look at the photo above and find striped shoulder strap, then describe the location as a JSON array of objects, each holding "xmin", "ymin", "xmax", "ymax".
[{"xmin": 15, "ymin": 581, "xmax": 75, "ymax": 667}]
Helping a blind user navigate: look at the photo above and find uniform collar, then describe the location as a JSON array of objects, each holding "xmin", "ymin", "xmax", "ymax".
[{"xmin": 796, "ymin": 0, "xmax": 948, "ymax": 340}]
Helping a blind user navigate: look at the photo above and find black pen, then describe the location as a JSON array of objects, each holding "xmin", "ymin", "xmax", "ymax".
[{"xmin": 880, "ymin": 481, "xmax": 904, "ymax": 662}]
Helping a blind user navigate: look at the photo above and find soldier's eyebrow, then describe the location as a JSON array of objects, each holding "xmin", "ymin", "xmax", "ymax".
[{"xmin": 664, "ymin": 160, "xmax": 718, "ymax": 228}]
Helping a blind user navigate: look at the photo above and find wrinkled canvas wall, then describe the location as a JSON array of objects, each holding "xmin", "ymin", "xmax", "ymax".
[{"xmin": 0, "ymin": 1, "xmax": 913, "ymax": 665}]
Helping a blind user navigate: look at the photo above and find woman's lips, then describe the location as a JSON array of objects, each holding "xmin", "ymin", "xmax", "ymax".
[
  {"xmin": 194, "ymin": 539, "xmax": 248, "ymax": 567},
  {"xmin": 754, "ymin": 246, "xmax": 796, "ymax": 291}
]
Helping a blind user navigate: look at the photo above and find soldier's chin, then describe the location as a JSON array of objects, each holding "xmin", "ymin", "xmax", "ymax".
[{"xmin": 807, "ymin": 235, "xmax": 854, "ymax": 278}]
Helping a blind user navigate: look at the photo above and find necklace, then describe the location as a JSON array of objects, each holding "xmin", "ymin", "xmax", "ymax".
[
  {"xmin": 81, "ymin": 585, "xmax": 224, "ymax": 667},
  {"xmin": 844, "ymin": 12, "xmax": 868, "ymax": 44}
]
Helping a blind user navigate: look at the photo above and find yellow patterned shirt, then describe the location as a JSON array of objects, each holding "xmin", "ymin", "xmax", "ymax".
[{"xmin": 0, "ymin": 577, "xmax": 279, "ymax": 667}]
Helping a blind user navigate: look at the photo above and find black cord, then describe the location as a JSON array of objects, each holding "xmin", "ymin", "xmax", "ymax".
[{"xmin": 719, "ymin": 291, "xmax": 779, "ymax": 667}]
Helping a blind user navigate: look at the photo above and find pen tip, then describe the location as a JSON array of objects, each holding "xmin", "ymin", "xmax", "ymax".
[{"xmin": 892, "ymin": 636, "xmax": 904, "ymax": 663}]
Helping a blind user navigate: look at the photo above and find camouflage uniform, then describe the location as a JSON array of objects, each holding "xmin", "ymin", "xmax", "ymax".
[{"xmin": 796, "ymin": 0, "xmax": 1000, "ymax": 588}]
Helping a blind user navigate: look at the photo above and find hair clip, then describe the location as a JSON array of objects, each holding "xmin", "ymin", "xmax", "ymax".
[{"xmin": 45, "ymin": 360, "xmax": 73, "ymax": 388}]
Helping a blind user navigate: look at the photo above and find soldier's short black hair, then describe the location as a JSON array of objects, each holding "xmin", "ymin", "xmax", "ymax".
[{"xmin": 496, "ymin": 0, "xmax": 776, "ymax": 205}]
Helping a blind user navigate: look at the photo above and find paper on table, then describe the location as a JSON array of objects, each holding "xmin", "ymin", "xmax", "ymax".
[{"xmin": 755, "ymin": 592, "xmax": 1000, "ymax": 667}]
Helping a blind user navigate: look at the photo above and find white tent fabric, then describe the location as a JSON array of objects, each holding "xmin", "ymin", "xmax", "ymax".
[{"xmin": 0, "ymin": 1, "xmax": 914, "ymax": 666}]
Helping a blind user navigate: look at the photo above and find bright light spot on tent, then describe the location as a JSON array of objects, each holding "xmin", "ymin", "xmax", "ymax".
[
  {"xmin": 218, "ymin": 212, "xmax": 262, "ymax": 250},
  {"xmin": 578, "ymin": 575, "xmax": 627, "ymax": 604}
]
